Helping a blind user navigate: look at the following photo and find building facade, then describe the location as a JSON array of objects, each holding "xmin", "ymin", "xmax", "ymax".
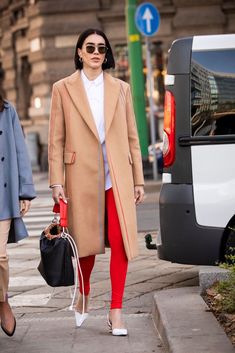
[{"xmin": 0, "ymin": 0, "xmax": 235, "ymax": 169}]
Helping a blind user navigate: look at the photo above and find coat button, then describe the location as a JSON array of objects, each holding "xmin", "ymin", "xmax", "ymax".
[
  {"xmin": 1, "ymin": 157, "xmax": 4, "ymax": 161},
  {"xmin": 0, "ymin": 131, "xmax": 2, "ymax": 135},
  {"xmin": 4, "ymin": 183, "xmax": 7, "ymax": 187}
]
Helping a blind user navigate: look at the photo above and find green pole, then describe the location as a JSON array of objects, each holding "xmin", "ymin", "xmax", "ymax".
[{"xmin": 125, "ymin": 0, "xmax": 149, "ymax": 159}]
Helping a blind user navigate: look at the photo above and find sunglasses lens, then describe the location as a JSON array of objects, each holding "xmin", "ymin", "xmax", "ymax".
[
  {"xmin": 98, "ymin": 46, "xmax": 107, "ymax": 54},
  {"xmin": 86, "ymin": 45, "xmax": 95, "ymax": 54}
]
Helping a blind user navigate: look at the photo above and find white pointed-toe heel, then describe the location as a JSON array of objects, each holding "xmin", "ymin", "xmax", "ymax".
[
  {"xmin": 75, "ymin": 311, "xmax": 88, "ymax": 327},
  {"xmin": 112, "ymin": 327, "xmax": 128, "ymax": 336},
  {"xmin": 106, "ymin": 314, "xmax": 128, "ymax": 336}
]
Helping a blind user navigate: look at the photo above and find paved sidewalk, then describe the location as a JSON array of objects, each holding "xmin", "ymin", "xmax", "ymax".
[
  {"xmin": 1, "ymin": 172, "xmax": 200, "ymax": 352},
  {"xmin": 1, "ymin": 312, "xmax": 164, "ymax": 353},
  {"xmin": 2, "ymin": 172, "xmax": 232, "ymax": 352}
]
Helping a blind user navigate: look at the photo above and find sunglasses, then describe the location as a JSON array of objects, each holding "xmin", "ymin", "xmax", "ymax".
[{"xmin": 85, "ymin": 44, "xmax": 108, "ymax": 55}]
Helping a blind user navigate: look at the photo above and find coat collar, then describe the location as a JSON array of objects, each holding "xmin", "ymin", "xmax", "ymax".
[{"xmin": 64, "ymin": 70, "xmax": 120, "ymax": 140}]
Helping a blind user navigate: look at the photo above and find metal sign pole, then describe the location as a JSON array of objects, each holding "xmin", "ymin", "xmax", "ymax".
[
  {"xmin": 145, "ymin": 36, "xmax": 158, "ymax": 180},
  {"xmin": 135, "ymin": 2, "xmax": 160, "ymax": 180},
  {"xmin": 126, "ymin": 0, "xmax": 149, "ymax": 159}
]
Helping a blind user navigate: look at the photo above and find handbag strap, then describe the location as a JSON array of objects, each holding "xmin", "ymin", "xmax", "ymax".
[
  {"xmin": 53, "ymin": 200, "xmax": 85, "ymax": 315},
  {"xmin": 62, "ymin": 229, "xmax": 85, "ymax": 315}
]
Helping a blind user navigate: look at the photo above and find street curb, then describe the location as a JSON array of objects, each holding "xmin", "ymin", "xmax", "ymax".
[
  {"xmin": 199, "ymin": 266, "xmax": 231, "ymax": 294},
  {"xmin": 152, "ymin": 287, "xmax": 234, "ymax": 353}
]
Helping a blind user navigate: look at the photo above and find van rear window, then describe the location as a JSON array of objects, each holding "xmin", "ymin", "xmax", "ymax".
[{"xmin": 191, "ymin": 49, "xmax": 235, "ymax": 136}]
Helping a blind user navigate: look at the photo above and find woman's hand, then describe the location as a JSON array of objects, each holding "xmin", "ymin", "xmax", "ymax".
[
  {"xmin": 52, "ymin": 185, "xmax": 66, "ymax": 204},
  {"xmin": 134, "ymin": 185, "xmax": 145, "ymax": 205},
  {"xmin": 20, "ymin": 200, "xmax": 31, "ymax": 216}
]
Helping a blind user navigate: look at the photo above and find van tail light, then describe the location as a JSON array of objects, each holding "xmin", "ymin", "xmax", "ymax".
[{"xmin": 163, "ymin": 90, "xmax": 176, "ymax": 167}]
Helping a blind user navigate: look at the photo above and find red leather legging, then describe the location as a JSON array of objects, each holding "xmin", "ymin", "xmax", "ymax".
[{"xmin": 78, "ymin": 188, "xmax": 128, "ymax": 309}]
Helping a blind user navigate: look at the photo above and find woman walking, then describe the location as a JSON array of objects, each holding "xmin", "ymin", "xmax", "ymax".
[
  {"xmin": 49, "ymin": 28, "xmax": 144, "ymax": 336},
  {"xmin": 0, "ymin": 95, "xmax": 36, "ymax": 336}
]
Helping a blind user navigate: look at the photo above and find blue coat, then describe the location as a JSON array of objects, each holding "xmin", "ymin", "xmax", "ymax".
[{"xmin": 0, "ymin": 101, "xmax": 36, "ymax": 243}]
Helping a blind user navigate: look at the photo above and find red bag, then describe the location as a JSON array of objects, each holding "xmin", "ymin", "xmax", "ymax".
[{"xmin": 53, "ymin": 199, "xmax": 68, "ymax": 227}]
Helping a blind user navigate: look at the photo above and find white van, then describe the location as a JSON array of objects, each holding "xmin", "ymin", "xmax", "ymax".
[{"xmin": 158, "ymin": 34, "xmax": 235, "ymax": 265}]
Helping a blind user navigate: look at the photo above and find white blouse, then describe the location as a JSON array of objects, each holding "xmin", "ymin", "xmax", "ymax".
[{"xmin": 81, "ymin": 70, "xmax": 112, "ymax": 190}]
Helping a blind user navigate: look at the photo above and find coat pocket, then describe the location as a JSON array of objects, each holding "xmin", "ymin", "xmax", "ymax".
[
  {"xmin": 128, "ymin": 152, "xmax": 133, "ymax": 165},
  {"xmin": 64, "ymin": 151, "xmax": 76, "ymax": 164}
]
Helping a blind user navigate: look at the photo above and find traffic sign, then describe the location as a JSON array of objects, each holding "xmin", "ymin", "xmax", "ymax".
[{"xmin": 135, "ymin": 2, "xmax": 160, "ymax": 37}]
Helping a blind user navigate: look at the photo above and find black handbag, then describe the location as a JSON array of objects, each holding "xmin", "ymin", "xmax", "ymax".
[{"xmin": 37, "ymin": 200, "xmax": 75, "ymax": 287}]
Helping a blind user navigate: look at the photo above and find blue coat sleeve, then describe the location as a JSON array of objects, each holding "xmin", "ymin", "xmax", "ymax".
[{"xmin": 11, "ymin": 106, "xmax": 36, "ymax": 200}]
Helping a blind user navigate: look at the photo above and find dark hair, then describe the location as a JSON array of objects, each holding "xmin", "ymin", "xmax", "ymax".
[
  {"xmin": 74, "ymin": 28, "xmax": 115, "ymax": 70},
  {"xmin": 0, "ymin": 94, "xmax": 5, "ymax": 112}
]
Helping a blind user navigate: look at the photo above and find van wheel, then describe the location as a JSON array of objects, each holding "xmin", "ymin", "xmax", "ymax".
[{"xmin": 224, "ymin": 228, "xmax": 235, "ymax": 264}]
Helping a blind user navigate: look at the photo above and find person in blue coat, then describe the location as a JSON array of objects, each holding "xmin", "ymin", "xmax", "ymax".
[{"xmin": 0, "ymin": 94, "xmax": 36, "ymax": 337}]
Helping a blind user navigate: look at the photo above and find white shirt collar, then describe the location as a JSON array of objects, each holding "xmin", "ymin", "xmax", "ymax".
[{"xmin": 81, "ymin": 69, "xmax": 103, "ymax": 87}]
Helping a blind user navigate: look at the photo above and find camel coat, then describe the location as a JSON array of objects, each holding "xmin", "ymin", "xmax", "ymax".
[{"xmin": 48, "ymin": 70, "xmax": 144, "ymax": 260}]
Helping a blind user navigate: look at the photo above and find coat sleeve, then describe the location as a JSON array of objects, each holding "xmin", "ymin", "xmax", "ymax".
[
  {"xmin": 11, "ymin": 106, "xmax": 36, "ymax": 200},
  {"xmin": 126, "ymin": 84, "xmax": 145, "ymax": 186},
  {"xmin": 48, "ymin": 83, "xmax": 65, "ymax": 187}
]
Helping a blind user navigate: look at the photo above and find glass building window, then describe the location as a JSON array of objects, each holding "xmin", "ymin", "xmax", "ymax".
[{"xmin": 191, "ymin": 49, "xmax": 235, "ymax": 136}]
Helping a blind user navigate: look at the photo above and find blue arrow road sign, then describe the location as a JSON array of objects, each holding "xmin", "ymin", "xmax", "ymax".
[{"xmin": 135, "ymin": 2, "xmax": 160, "ymax": 37}]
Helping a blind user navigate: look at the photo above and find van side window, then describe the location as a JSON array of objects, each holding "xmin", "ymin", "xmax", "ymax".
[{"xmin": 191, "ymin": 49, "xmax": 235, "ymax": 136}]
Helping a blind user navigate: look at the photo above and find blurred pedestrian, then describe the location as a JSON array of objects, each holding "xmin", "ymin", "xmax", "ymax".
[
  {"xmin": 48, "ymin": 28, "xmax": 144, "ymax": 336},
  {"xmin": 0, "ymin": 95, "xmax": 36, "ymax": 337}
]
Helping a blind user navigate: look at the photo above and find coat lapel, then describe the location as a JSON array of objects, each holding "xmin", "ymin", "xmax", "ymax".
[
  {"xmin": 104, "ymin": 72, "xmax": 121, "ymax": 135},
  {"xmin": 64, "ymin": 71, "xmax": 99, "ymax": 140},
  {"xmin": 65, "ymin": 71, "xmax": 121, "ymax": 140}
]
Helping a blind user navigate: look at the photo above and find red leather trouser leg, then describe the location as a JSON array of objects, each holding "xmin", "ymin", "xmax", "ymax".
[
  {"xmin": 78, "ymin": 188, "xmax": 128, "ymax": 309},
  {"xmin": 106, "ymin": 188, "xmax": 128, "ymax": 309},
  {"xmin": 78, "ymin": 255, "xmax": 95, "ymax": 296}
]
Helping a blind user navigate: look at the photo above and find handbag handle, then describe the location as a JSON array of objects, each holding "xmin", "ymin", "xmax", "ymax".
[
  {"xmin": 52, "ymin": 200, "xmax": 84, "ymax": 313},
  {"xmin": 53, "ymin": 199, "xmax": 68, "ymax": 227}
]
